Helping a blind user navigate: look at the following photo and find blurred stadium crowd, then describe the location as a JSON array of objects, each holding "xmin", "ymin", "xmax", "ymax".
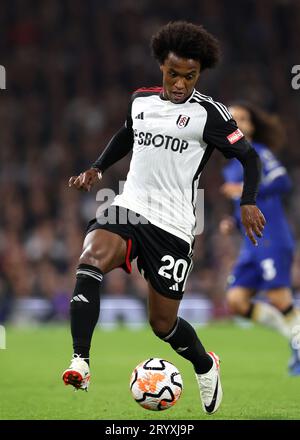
[{"xmin": 0, "ymin": 0, "xmax": 300, "ymax": 324}]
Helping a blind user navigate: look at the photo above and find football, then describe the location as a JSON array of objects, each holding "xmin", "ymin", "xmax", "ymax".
[{"xmin": 129, "ymin": 358, "xmax": 183, "ymax": 411}]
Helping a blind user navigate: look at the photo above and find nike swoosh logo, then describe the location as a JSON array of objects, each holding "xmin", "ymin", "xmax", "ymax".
[{"xmin": 204, "ymin": 378, "xmax": 219, "ymax": 413}]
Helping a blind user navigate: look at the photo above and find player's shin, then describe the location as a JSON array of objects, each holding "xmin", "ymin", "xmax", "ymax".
[
  {"xmin": 157, "ymin": 317, "xmax": 213, "ymax": 374},
  {"xmin": 70, "ymin": 264, "xmax": 104, "ymax": 362}
]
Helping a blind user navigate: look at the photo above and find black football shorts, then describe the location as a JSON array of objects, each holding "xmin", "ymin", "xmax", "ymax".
[{"xmin": 86, "ymin": 206, "xmax": 193, "ymax": 300}]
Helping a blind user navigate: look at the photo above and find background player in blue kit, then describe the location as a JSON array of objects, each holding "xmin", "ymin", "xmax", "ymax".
[{"xmin": 220, "ymin": 102, "xmax": 300, "ymax": 375}]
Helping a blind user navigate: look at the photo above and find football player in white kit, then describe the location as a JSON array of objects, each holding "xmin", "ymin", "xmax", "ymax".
[{"xmin": 63, "ymin": 21, "xmax": 265, "ymax": 414}]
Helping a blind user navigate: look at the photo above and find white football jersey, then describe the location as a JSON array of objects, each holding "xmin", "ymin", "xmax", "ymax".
[{"xmin": 113, "ymin": 87, "xmax": 244, "ymax": 245}]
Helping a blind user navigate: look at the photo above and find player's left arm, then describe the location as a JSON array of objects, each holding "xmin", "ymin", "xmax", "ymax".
[
  {"xmin": 227, "ymin": 145, "xmax": 266, "ymax": 246},
  {"xmin": 202, "ymin": 102, "xmax": 266, "ymax": 246}
]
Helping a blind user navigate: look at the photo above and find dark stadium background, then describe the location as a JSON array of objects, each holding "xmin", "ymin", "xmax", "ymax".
[{"xmin": 0, "ymin": 0, "xmax": 300, "ymax": 327}]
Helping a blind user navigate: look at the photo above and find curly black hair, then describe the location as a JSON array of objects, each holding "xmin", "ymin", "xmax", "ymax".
[
  {"xmin": 229, "ymin": 101, "xmax": 286, "ymax": 151},
  {"xmin": 151, "ymin": 21, "xmax": 220, "ymax": 70}
]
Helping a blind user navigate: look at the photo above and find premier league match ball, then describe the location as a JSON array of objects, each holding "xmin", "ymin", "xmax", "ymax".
[{"xmin": 129, "ymin": 358, "xmax": 183, "ymax": 411}]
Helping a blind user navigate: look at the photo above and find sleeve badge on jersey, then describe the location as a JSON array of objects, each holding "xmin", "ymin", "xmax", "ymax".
[
  {"xmin": 176, "ymin": 115, "xmax": 190, "ymax": 129},
  {"xmin": 227, "ymin": 128, "xmax": 244, "ymax": 144}
]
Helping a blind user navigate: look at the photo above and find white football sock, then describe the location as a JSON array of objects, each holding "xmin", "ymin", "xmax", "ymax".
[
  {"xmin": 283, "ymin": 308, "xmax": 300, "ymax": 348},
  {"xmin": 252, "ymin": 302, "xmax": 290, "ymax": 339},
  {"xmin": 283, "ymin": 308, "xmax": 300, "ymax": 332}
]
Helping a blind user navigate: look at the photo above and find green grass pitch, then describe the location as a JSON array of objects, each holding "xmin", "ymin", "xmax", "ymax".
[{"xmin": 1, "ymin": 322, "xmax": 300, "ymax": 420}]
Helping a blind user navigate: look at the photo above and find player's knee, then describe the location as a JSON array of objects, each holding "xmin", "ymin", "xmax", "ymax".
[
  {"xmin": 226, "ymin": 290, "xmax": 248, "ymax": 316},
  {"xmin": 78, "ymin": 242, "xmax": 107, "ymax": 271},
  {"xmin": 269, "ymin": 296, "xmax": 291, "ymax": 312},
  {"xmin": 267, "ymin": 288, "xmax": 293, "ymax": 312},
  {"xmin": 149, "ymin": 316, "xmax": 174, "ymax": 338}
]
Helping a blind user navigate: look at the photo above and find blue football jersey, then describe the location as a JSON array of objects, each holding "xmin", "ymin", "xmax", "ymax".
[
  {"xmin": 222, "ymin": 142, "xmax": 295, "ymax": 250},
  {"xmin": 223, "ymin": 142, "xmax": 295, "ymax": 290}
]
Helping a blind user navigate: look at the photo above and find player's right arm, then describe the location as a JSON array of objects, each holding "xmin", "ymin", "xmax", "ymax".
[
  {"xmin": 69, "ymin": 99, "xmax": 134, "ymax": 192},
  {"xmin": 68, "ymin": 167, "xmax": 101, "ymax": 192}
]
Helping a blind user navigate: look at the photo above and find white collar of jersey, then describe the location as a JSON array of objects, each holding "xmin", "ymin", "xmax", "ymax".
[{"xmin": 159, "ymin": 88, "xmax": 196, "ymax": 104}]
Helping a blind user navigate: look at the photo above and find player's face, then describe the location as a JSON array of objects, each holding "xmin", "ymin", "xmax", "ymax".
[
  {"xmin": 229, "ymin": 106, "xmax": 255, "ymax": 141},
  {"xmin": 160, "ymin": 52, "xmax": 200, "ymax": 104}
]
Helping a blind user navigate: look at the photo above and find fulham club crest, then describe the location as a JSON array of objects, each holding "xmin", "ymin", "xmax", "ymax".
[{"xmin": 176, "ymin": 114, "xmax": 190, "ymax": 129}]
